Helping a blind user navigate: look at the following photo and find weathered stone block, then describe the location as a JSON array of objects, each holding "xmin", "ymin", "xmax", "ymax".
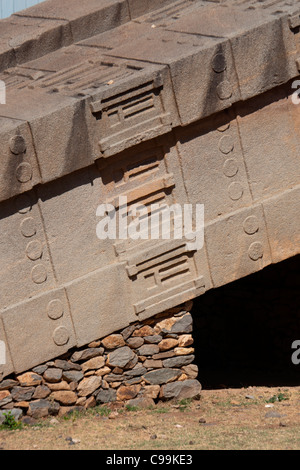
[
  {"xmin": 263, "ymin": 187, "xmax": 300, "ymax": 264},
  {"xmin": 0, "ymin": 194, "xmax": 56, "ymax": 309},
  {"xmin": 66, "ymin": 265, "xmax": 135, "ymax": 347},
  {"xmin": 1, "ymin": 289, "xmax": 76, "ymax": 374},
  {"xmin": 205, "ymin": 205, "xmax": 272, "ymax": 288},
  {"xmin": 16, "ymin": 0, "xmax": 131, "ymax": 43}
]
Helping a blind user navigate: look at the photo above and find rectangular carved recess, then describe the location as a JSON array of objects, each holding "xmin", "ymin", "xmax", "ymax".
[
  {"xmin": 112, "ymin": 173, "xmax": 176, "ymax": 255},
  {"xmin": 126, "ymin": 240, "xmax": 205, "ymax": 319},
  {"xmin": 37, "ymin": 60, "xmax": 134, "ymax": 92},
  {"xmin": 91, "ymin": 75, "xmax": 172, "ymax": 157},
  {"xmin": 0, "ymin": 71, "xmax": 31, "ymax": 91},
  {"xmin": 100, "ymin": 144, "xmax": 166, "ymax": 194},
  {"xmin": 98, "ymin": 139, "xmax": 203, "ymax": 319},
  {"xmin": 0, "ymin": 60, "xmax": 135, "ymax": 93},
  {"xmin": 98, "ymin": 143, "xmax": 176, "ymax": 256}
]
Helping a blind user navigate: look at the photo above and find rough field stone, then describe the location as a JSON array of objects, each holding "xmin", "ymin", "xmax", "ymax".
[
  {"xmin": 81, "ymin": 356, "xmax": 105, "ymax": 372},
  {"xmin": 0, "ymin": 393, "xmax": 12, "ymax": 407},
  {"xmin": 43, "ymin": 368, "xmax": 63, "ymax": 383},
  {"xmin": 124, "ymin": 377, "xmax": 143, "ymax": 386},
  {"xmin": 121, "ymin": 325, "xmax": 136, "ymax": 341},
  {"xmin": 152, "ymin": 351, "xmax": 175, "ymax": 360},
  {"xmin": 88, "ymin": 341, "xmax": 101, "ymax": 348},
  {"xmin": 174, "ymin": 347, "xmax": 195, "ymax": 356},
  {"xmin": 16, "ymin": 372, "xmax": 42, "ymax": 387},
  {"xmin": 143, "ymin": 385, "xmax": 161, "ymax": 399},
  {"xmin": 116, "ymin": 385, "xmax": 141, "ymax": 401},
  {"xmin": 132, "ymin": 326, "xmax": 154, "ymax": 337},
  {"xmin": 162, "ymin": 355, "xmax": 195, "ymax": 369},
  {"xmin": 0, "ymin": 380, "xmax": 18, "ymax": 390},
  {"xmin": 0, "ymin": 390, "xmax": 10, "ymax": 401},
  {"xmin": 125, "ymin": 355, "xmax": 138, "ymax": 370},
  {"xmin": 171, "ymin": 314, "xmax": 193, "ymax": 334},
  {"xmin": 126, "ymin": 337, "xmax": 144, "ymax": 349},
  {"xmin": 182, "ymin": 364, "xmax": 198, "ymax": 379},
  {"xmin": 77, "ymin": 376, "xmax": 102, "ymax": 397},
  {"xmin": 15, "ymin": 401, "xmax": 29, "ymax": 409},
  {"xmin": 178, "ymin": 334, "xmax": 194, "ymax": 347},
  {"xmin": 154, "ymin": 317, "xmax": 177, "ymax": 334},
  {"xmin": 144, "ymin": 335, "xmax": 163, "ymax": 344},
  {"xmin": 47, "ymin": 381, "xmax": 71, "ymax": 391},
  {"xmin": 127, "ymin": 396, "xmax": 155, "ymax": 408},
  {"xmin": 62, "ymin": 370, "xmax": 84, "ymax": 383},
  {"xmin": 32, "ymin": 365, "xmax": 48, "ymax": 375},
  {"xmin": 11, "ymin": 386, "xmax": 35, "ymax": 402},
  {"xmin": 85, "ymin": 396, "xmax": 96, "ymax": 409},
  {"xmin": 33, "ymin": 385, "xmax": 51, "ymax": 399},
  {"xmin": 143, "ymin": 368, "xmax": 181, "ymax": 385},
  {"xmin": 107, "ymin": 346, "xmax": 136, "ymax": 368},
  {"xmin": 124, "ymin": 365, "xmax": 147, "ymax": 378},
  {"xmin": 96, "ymin": 367, "xmax": 111, "ymax": 377},
  {"xmin": 54, "ymin": 360, "xmax": 82, "ymax": 371},
  {"xmin": 159, "ymin": 380, "xmax": 201, "ymax": 400},
  {"xmin": 158, "ymin": 338, "xmax": 179, "ymax": 351},
  {"xmin": 96, "ymin": 389, "xmax": 116, "ymax": 404},
  {"xmin": 49, "ymin": 402, "xmax": 60, "ymax": 416},
  {"xmin": 101, "ymin": 334, "xmax": 125, "ymax": 349},
  {"xmin": 137, "ymin": 344, "xmax": 159, "ymax": 356},
  {"xmin": 28, "ymin": 400, "xmax": 51, "ymax": 419},
  {"xmin": 71, "ymin": 348, "xmax": 104, "ymax": 363},
  {"xmin": 0, "ymin": 408, "xmax": 22, "ymax": 424},
  {"xmin": 265, "ymin": 411, "xmax": 284, "ymax": 418},
  {"xmin": 50, "ymin": 391, "xmax": 77, "ymax": 405},
  {"xmin": 143, "ymin": 359, "xmax": 163, "ymax": 369},
  {"xmin": 161, "ymin": 332, "xmax": 178, "ymax": 339},
  {"xmin": 105, "ymin": 373, "xmax": 125, "ymax": 383}
]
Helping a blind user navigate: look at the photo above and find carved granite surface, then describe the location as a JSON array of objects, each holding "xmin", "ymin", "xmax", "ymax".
[{"xmin": 0, "ymin": 0, "xmax": 299, "ymax": 379}]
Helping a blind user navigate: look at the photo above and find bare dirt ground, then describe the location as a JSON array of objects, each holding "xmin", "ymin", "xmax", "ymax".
[{"xmin": 1, "ymin": 385, "xmax": 300, "ymax": 450}]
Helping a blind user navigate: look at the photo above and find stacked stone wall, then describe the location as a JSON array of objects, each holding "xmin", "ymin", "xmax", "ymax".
[{"xmin": 0, "ymin": 301, "xmax": 201, "ymax": 421}]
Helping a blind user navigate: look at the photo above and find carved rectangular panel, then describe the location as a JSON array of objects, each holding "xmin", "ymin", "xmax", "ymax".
[
  {"xmin": 126, "ymin": 238, "xmax": 209, "ymax": 320},
  {"xmin": 91, "ymin": 65, "xmax": 179, "ymax": 157},
  {"xmin": 99, "ymin": 139, "xmax": 184, "ymax": 256},
  {"xmin": 34, "ymin": 57, "xmax": 134, "ymax": 94},
  {"xmin": 99, "ymin": 140, "xmax": 171, "ymax": 197}
]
